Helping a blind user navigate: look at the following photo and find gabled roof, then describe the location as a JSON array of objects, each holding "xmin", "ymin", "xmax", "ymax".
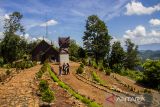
[
  {"xmin": 58, "ymin": 37, "xmax": 70, "ymax": 48},
  {"xmin": 32, "ymin": 40, "xmax": 51, "ymax": 56}
]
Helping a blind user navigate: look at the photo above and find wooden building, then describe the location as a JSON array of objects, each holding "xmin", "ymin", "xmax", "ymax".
[{"xmin": 32, "ymin": 40, "xmax": 59, "ymax": 63}]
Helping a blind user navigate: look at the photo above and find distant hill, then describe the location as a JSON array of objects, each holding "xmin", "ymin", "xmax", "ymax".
[
  {"xmin": 138, "ymin": 43, "xmax": 160, "ymax": 50},
  {"xmin": 138, "ymin": 50, "xmax": 160, "ymax": 60}
]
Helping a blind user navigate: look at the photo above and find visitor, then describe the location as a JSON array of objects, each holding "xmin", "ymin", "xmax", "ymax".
[
  {"xmin": 66, "ymin": 63, "xmax": 70, "ymax": 74},
  {"xmin": 62, "ymin": 63, "xmax": 66, "ymax": 74},
  {"xmin": 59, "ymin": 64, "xmax": 62, "ymax": 76}
]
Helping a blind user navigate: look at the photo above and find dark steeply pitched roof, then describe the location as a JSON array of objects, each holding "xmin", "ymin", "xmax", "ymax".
[
  {"xmin": 41, "ymin": 46, "xmax": 59, "ymax": 63},
  {"xmin": 32, "ymin": 40, "xmax": 50, "ymax": 55},
  {"xmin": 58, "ymin": 37, "xmax": 70, "ymax": 48},
  {"xmin": 32, "ymin": 40, "xmax": 51, "ymax": 60}
]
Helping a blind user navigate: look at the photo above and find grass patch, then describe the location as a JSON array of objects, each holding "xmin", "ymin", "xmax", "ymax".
[{"xmin": 92, "ymin": 71, "xmax": 104, "ymax": 85}]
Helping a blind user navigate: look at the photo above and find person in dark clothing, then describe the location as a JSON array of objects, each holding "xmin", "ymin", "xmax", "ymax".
[
  {"xmin": 66, "ymin": 63, "xmax": 70, "ymax": 74},
  {"xmin": 62, "ymin": 63, "xmax": 66, "ymax": 74},
  {"xmin": 59, "ymin": 64, "xmax": 62, "ymax": 76}
]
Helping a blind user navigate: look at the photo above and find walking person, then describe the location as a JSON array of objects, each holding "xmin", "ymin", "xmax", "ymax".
[
  {"xmin": 66, "ymin": 63, "xmax": 70, "ymax": 75},
  {"xmin": 59, "ymin": 64, "xmax": 62, "ymax": 76},
  {"xmin": 62, "ymin": 63, "xmax": 66, "ymax": 75}
]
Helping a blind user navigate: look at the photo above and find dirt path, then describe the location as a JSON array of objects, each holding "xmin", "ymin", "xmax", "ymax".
[
  {"xmin": 0, "ymin": 65, "xmax": 42, "ymax": 107},
  {"xmin": 50, "ymin": 62, "xmax": 137, "ymax": 107}
]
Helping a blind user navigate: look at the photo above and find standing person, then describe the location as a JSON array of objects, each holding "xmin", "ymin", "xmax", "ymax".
[
  {"xmin": 62, "ymin": 63, "xmax": 66, "ymax": 75},
  {"xmin": 59, "ymin": 64, "xmax": 62, "ymax": 76},
  {"xmin": 66, "ymin": 63, "xmax": 70, "ymax": 74}
]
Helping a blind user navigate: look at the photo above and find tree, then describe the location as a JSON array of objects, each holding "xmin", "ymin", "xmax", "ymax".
[
  {"xmin": 69, "ymin": 39, "xmax": 80, "ymax": 60},
  {"xmin": 143, "ymin": 59, "xmax": 160, "ymax": 88},
  {"xmin": 78, "ymin": 47, "xmax": 86, "ymax": 59},
  {"xmin": 83, "ymin": 15, "xmax": 111, "ymax": 64},
  {"xmin": 0, "ymin": 12, "xmax": 25, "ymax": 63},
  {"xmin": 124, "ymin": 39, "xmax": 139, "ymax": 69},
  {"xmin": 4, "ymin": 11, "xmax": 24, "ymax": 34},
  {"xmin": 109, "ymin": 41, "xmax": 125, "ymax": 69}
]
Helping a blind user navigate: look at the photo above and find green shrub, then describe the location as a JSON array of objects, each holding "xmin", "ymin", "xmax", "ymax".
[
  {"xmin": 39, "ymin": 79, "xmax": 54, "ymax": 103},
  {"xmin": 3, "ymin": 63, "xmax": 11, "ymax": 69},
  {"xmin": 92, "ymin": 72, "xmax": 100, "ymax": 83},
  {"xmin": 13, "ymin": 60, "xmax": 35, "ymax": 69},
  {"xmin": 76, "ymin": 66, "xmax": 84, "ymax": 74},
  {"xmin": 112, "ymin": 64, "xmax": 123, "ymax": 73},
  {"xmin": 120, "ymin": 69, "xmax": 144, "ymax": 81},
  {"xmin": 6, "ymin": 69, "xmax": 11, "ymax": 75},
  {"xmin": 104, "ymin": 68, "xmax": 111, "ymax": 75},
  {"xmin": 33, "ymin": 61, "xmax": 37, "ymax": 66},
  {"xmin": 99, "ymin": 65, "xmax": 104, "ymax": 71},
  {"xmin": 93, "ymin": 62, "xmax": 98, "ymax": 69},
  {"xmin": 41, "ymin": 89, "xmax": 54, "ymax": 103},
  {"xmin": 36, "ymin": 70, "xmax": 43, "ymax": 78},
  {"xmin": 92, "ymin": 71, "xmax": 104, "ymax": 85},
  {"xmin": 98, "ymin": 62, "xmax": 104, "ymax": 71},
  {"xmin": 82, "ymin": 59, "xmax": 88, "ymax": 65},
  {"xmin": 143, "ymin": 88, "xmax": 151, "ymax": 93},
  {"xmin": 80, "ymin": 63, "xmax": 84, "ymax": 68},
  {"xmin": 39, "ymin": 80, "xmax": 49, "ymax": 92}
]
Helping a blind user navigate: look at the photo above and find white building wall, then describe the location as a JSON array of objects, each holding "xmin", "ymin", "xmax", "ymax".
[{"xmin": 60, "ymin": 54, "xmax": 69, "ymax": 64}]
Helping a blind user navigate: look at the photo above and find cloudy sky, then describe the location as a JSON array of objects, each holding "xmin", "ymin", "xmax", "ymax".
[{"xmin": 0, "ymin": 0, "xmax": 160, "ymax": 50}]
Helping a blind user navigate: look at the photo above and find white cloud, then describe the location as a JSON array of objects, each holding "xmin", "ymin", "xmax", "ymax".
[
  {"xmin": 149, "ymin": 30, "xmax": 160, "ymax": 37},
  {"xmin": 123, "ymin": 25, "xmax": 146, "ymax": 38},
  {"xmin": 4, "ymin": 14, "xmax": 9, "ymax": 19},
  {"xmin": 40, "ymin": 19, "xmax": 58, "ymax": 27},
  {"xmin": 149, "ymin": 18, "xmax": 160, "ymax": 26},
  {"xmin": 123, "ymin": 25, "xmax": 160, "ymax": 45},
  {"xmin": 20, "ymin": 33, "xmax": 38, "ymax": 42},
  {"xmin": 125, "ymin": 1, "xmax": 160, "ymax": 15}
]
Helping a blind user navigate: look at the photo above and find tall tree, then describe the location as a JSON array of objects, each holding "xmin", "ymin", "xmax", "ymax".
[
  {"xmin": 4, "ymin": 12, "xmax": 24, "ymax": 34},
  {"xmin": 83, "ymin": 15, "xmax": 111, "ymax": 64},
  {"xmin": 109, "ymin": 41, "xmax": 125, "ymax": 69},
  {"xmin": 0, "ymin": 12, "xmax": 25, "ymax": 63},
  {"xmin": 124, "ymin": 39, "xmax": 139, "ymax": 69}
]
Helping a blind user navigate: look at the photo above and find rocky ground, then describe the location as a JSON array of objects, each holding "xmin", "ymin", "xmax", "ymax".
[{"xmin": 0, "ymin": 65, "xmax": 41, "ymax": 107}]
